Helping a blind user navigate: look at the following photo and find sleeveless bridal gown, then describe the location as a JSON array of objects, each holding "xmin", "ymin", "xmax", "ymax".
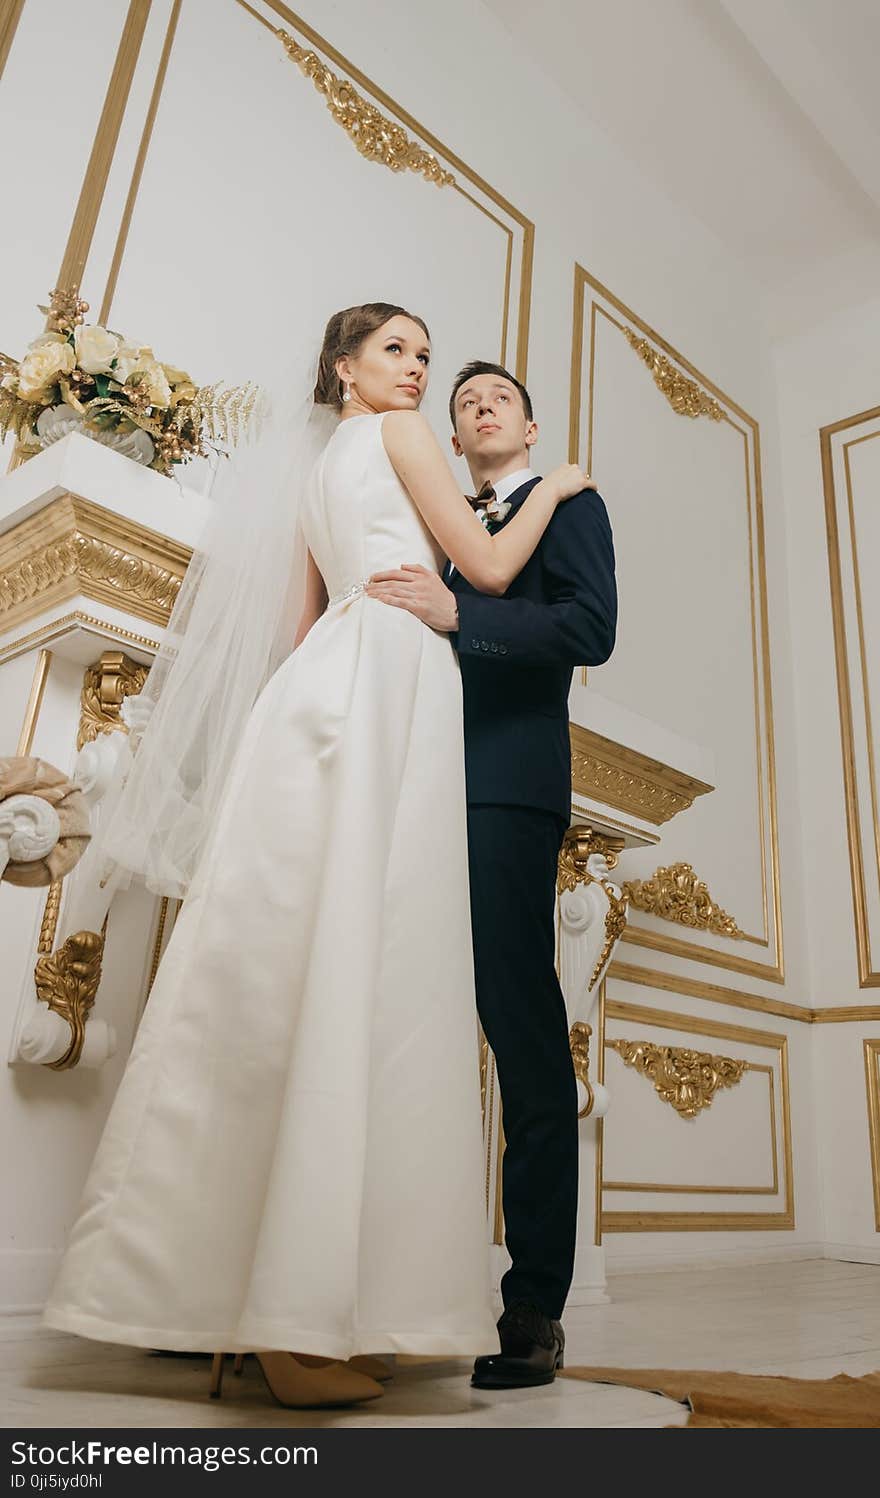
[{"xmin": 44, "ymin": 412, "xmax": 498, "ymax": 1359}]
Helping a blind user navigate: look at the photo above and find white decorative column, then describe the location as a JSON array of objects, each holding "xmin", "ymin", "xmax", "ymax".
[
  {"xmin": 0, "ymin": 433, "xmax": 207, "ymax": 1309},
  {"xmin": 480, "ymin": 685, "xmax": 715, "ymax": 1309},
  {"xmin": 561, "ymin": 685, "xmax": 716, "ymax": 1304},
  {"xmin": 557, "ymin": 826, "xmax": 626, "ymax": 1304}
]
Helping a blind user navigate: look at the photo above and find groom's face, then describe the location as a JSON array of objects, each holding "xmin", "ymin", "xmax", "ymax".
[{"xmin": 451, "ymin": 373, "xmax": 537, "ymax": 469}]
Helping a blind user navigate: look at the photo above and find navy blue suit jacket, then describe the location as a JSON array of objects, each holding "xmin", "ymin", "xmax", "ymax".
[{"xmin": 447, "ymin": 477, "xmax": 617, "ymax": 822}]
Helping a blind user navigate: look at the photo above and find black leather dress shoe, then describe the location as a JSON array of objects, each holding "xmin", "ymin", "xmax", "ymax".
[{"xmin": 471, "ymin": 1301, "xmax": 565, "ymax": 1389}]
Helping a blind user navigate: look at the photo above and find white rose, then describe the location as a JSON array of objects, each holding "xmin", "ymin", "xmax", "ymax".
[
  {"xmin": 113, "ymin": 343, "xmax": 152, "ymax": 384},
  {"xmin": 118, "ymin": 353, "xmax": 171, "ymax": 409},
  {"xmin": 17, "ymin": 341, "xmax": 76, "ymax": 401},
  {"xmin": 74, "ymin": 324, "xmax": 120, "ymax": 376},
  {"xmin": 28, "ymin": 331, "xmax": 69, "ymax": 348},
  {"xmin": 140, "ymin": 360, "xmax": 172, "ymax": 408}
]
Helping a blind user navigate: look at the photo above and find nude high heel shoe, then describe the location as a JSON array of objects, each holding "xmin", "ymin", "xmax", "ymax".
[
  {"xmin": 347, "ymin": 1354, "xmax": 393, "ymax": 1381},
  {"xmin": 210, "ymin": 1351, "xmax": 384, "ymax": 1408}
]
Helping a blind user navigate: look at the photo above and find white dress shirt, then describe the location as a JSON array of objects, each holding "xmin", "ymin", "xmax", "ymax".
[
  {"xmin": 488, "ymin": 467, "xmax": 535, "ymax": 508},
  {"xmin": 447, "ymin": 467, "xmax": 535, "ymax": 582}
]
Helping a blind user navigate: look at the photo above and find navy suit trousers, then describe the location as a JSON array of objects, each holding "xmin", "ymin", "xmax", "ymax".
[{"xmin": 466, "ymin": 803, "xmax": 579, "ymax": 1320}]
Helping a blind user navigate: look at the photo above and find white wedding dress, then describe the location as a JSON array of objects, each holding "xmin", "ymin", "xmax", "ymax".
[{"xmin": 44, "ymin": 412, "xmax": 498, "ymax": 1359}]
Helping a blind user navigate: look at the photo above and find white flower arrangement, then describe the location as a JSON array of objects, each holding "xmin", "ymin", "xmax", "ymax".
[{"xmin": 1, "ymin": 286, "xmax": 259, "ymax": 475}]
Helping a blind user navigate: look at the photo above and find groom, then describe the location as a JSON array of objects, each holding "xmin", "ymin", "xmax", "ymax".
[{"xmin": 368, "ymin": 362, "xmax": 617, "ymax": 1388}]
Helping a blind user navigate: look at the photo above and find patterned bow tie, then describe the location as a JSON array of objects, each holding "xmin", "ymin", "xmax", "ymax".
[{"xmin": 465, "ymin": 480, "xmax": 496, "ymax": 511}]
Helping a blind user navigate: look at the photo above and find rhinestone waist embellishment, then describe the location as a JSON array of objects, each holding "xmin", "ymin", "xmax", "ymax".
[{"xmin": 328, "ymin": 578, "xmax": 370, "ymax": 608}]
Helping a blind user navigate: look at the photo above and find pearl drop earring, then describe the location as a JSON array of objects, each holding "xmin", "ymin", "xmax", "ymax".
[{"xmin": 342, "ymin": 382, "xmax": 352, "ymax": 404}]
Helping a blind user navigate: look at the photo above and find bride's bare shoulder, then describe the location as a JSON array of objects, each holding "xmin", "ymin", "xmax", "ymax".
[{"xmin": 380, "ymin": 408, "xmax": 433, "ymax": 451}]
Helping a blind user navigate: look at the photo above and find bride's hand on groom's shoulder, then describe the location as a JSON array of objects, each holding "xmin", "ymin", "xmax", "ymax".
[
  {"xmin": 365, "ymin": 564, "xmax": 460, "ymax": 633},
  {"xmin": 544, "ymin": 464, "xmax": 596, "ymax": 503}
]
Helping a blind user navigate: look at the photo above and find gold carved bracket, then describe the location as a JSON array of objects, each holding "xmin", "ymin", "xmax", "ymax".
[
  {"xmin": 78, "ymin": 649, "xmax": 148, "ymax": 750},
  {"xmin": 558, "ymin": 826, "xmax": 629, "ymax": 991},
  {"xmin": 609, "ymin": 1037, "xmax": 747, "ymax": 1119},
  {"xmin": 622, "ymin": 860, "xmax": 744, "ymax": 939},
  {"xmin": 34, "ymin": 926, "xmax": 106, "ymax": 1070},
  {"xmin": 557, "ymin": 825, "xmax": 624, "ymax": 890}
]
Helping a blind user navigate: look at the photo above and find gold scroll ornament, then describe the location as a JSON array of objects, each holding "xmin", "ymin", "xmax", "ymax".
[
  {"xmin": 609, "ymin": 1038, "xmax": 747, "ymax": 1119},
  {"xmin": 624, "ymin": 327, "xmax": 723, "ymax": 422},
  {"xmin": 276, "ymin": 29, "xmax": 455, "ymax": 187},
  {"xmin": 34, "ymin": 926, "xmax": 106, "ymax": 1070},
  {"xmin": 622, "ymin": 860, "xmax": 744, "ymax": 939},
  {"xmin": 569, "ymin": 1021, "xmax": 594, "ymax": 1119}
]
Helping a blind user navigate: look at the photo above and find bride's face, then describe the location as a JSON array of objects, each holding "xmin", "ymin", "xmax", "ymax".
[{"xmin": 337, "ymin": 317, "xmax": 431, "ymax": 415}]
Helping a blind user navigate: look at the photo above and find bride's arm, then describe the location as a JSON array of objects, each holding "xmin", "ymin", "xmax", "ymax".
[
  {"xmin": 293, "ymin": 549, "xmax": 328, "ymax": 648},
  {"xmin": 381, "ymin": 411, "xmax": 582, "ymax": 596}
]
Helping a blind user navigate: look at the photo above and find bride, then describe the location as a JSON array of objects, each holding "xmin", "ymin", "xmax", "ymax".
[{"xmin": 43, "ymin": 302, "xmax": 587, "ymax": 1409}]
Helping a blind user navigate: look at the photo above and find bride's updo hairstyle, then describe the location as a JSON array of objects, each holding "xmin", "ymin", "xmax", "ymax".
[{"xmin": 314, "ymin": 302, "xmax": 431, "ymax": 409}]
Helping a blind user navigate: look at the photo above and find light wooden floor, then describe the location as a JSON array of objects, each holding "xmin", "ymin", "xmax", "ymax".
[{"xmin": 3, "ymin": 1259, "xmax": 878, "ymax": 1429}]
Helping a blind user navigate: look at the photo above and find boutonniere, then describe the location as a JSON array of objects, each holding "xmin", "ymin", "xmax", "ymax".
[{"xmin": 477, "ymin": 497, "xmax": 512, "ymax": 529}]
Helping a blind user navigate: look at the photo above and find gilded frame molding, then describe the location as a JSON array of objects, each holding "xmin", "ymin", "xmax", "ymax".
[
  {"xmin": 865, "ymin": 1038, "xmax": 880, "ymax": 1232},
  {"xmin": 820, "ymin": 408, "xmax": 880, "ymax": 987},
  {"xmin": 601, "ymin": 987, "xmax": 794, "ymax": 1232},
  {"xmin": 15, "ymin": 646, "xmax": 52, "ymax": 755},
  {"xmin": 569, "ymin": 266, "xmax": 784, "ymax": 984},
  {"xmin": 0, "ymin": 0, "xmax": 26, "ymax": 82},
  {"xmin": 602, "ymin": 1062, "xmax": 779, "ymax": 1195},
  {"xmin": 91, "ymin": 0, "xmax": 534, "ymax": 380}
]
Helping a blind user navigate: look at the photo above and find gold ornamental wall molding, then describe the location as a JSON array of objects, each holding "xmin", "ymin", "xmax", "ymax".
[
  {"xmin": 569, "ymin": 722, "xmax": 714, "ymax": 827},
  {"xmin": 569, "ymin": 264, "xmax": 784, "ymax": 985},
  {"xmin": 820, "ymin": 410, "xmax": 880, "ymax": 987},
  {"xmin": 601, "ymin": 993, "xmax": 794, "ymax": 1233},
  {"xmin": 0, "ymin": 0, "xmax": 534, "ymax": 425},
  {"xmin": 224, "ymin": 2, "xmax": 532, "ymax": 377},
  {"xmin": 865, "ymin": 1039, "xmax": 880, "ymax": 1232},
  {"xmin": 608, "ymin": 1037, "xmax": 748, "ymax": 1119},
  {"xmin": 622, "ymin": 861, "xmax": 745, "ymax": 939},
  {"xmin": 603, "ymin": 1061, "xmax": 779, "ymax": 1196},
  {"xmin": 607, "ymin": 956, "xmax": 880, "ymax": 1026},
  {"xmin": 0, "ymin": 1, "xmax": 26, "ymax": 83},
  {"xmin": 0, "ymin": 494, "xmax": 190, "ymax": 634},
  {"xmin": 275, "ymin": 26, "xmax": 455, "ymax": 187},
  {"xmin": 623, "ymin": 327, "xmax": 723, "ymax": 422}
]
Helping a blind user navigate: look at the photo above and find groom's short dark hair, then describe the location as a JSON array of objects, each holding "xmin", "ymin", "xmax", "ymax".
[{"xmin": 449, "ymin": 361, "xmax": 533, "ymax": 428}]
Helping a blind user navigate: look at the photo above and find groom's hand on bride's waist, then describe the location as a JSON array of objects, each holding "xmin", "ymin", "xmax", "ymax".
[{"xmin": 366, "ymin": 565, "xmax": 460, "ymax": 633}]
